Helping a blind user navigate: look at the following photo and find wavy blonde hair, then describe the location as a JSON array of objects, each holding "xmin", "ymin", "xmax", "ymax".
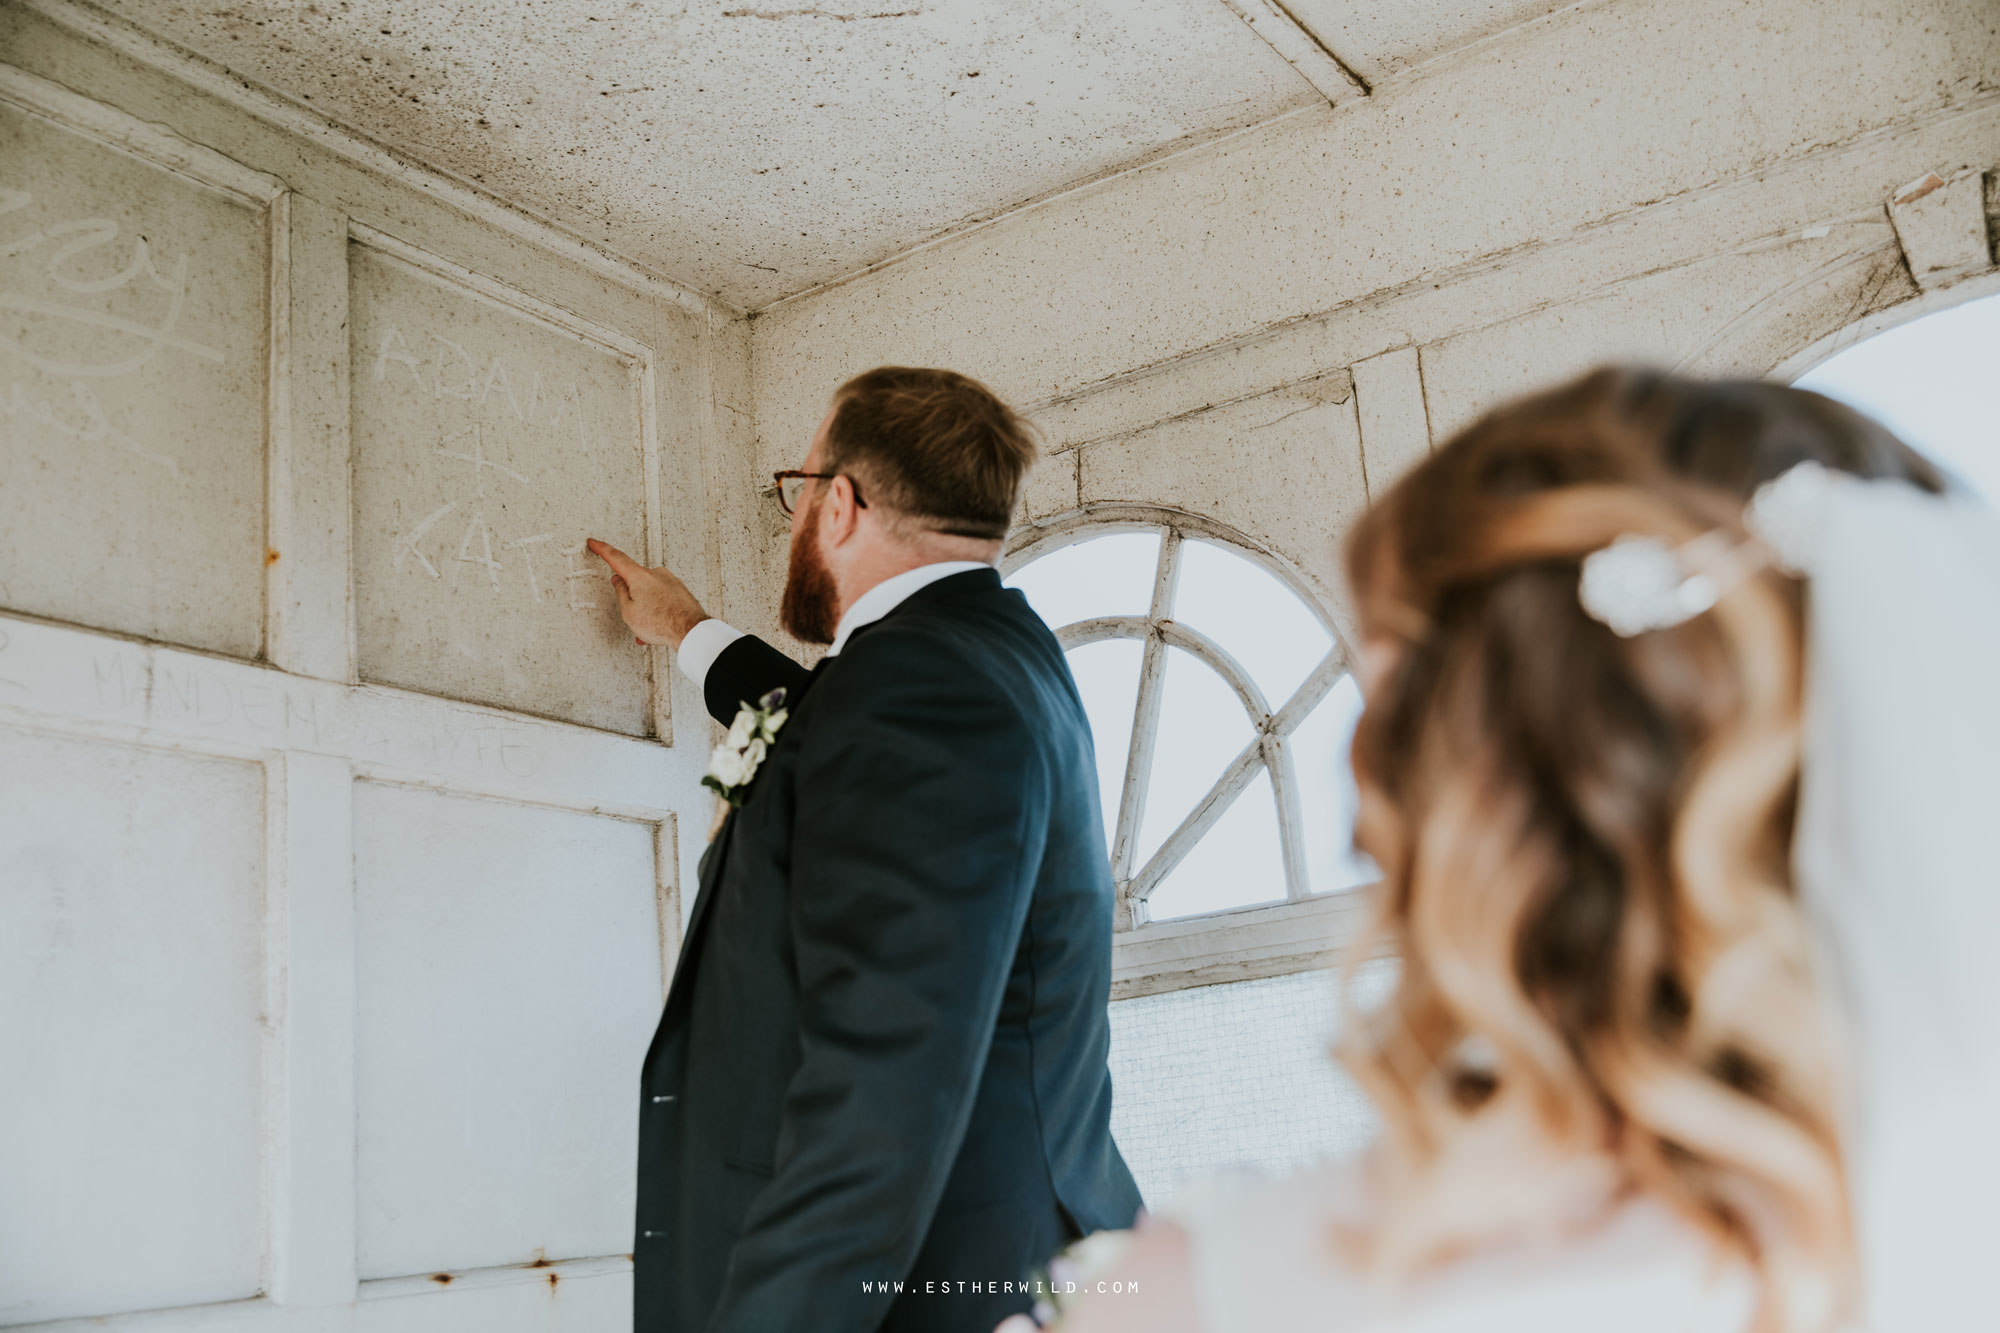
[{"xmin": 1338, "ymin": 370, "xmax": 1851, "ymax": 1331}]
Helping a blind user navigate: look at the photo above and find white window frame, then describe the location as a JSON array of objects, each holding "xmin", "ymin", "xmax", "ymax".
[{"xmin": 1004, "ymin": 504, "xmax": 1379, "ymax": 997}]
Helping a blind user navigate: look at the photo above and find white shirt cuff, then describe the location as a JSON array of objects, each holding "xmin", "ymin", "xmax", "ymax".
[{"xmin": 676, "ymin": 619, "xmax": 745, "ymax": 690}]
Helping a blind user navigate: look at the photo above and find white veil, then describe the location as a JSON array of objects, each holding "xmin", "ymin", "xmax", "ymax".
[{"xmin": 1780, "ymin": 473, "xmax": 2000, "ymax": 1329}]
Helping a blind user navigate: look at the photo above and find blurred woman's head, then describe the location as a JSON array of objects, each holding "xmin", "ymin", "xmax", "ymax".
[
  {"xmin": 1603, "ymin": 367, "xmax": 1945, "ymax": 497},
  {"xmin": 1338, "ymin": 368, "xmax": 1887, "ymax": 1331}
]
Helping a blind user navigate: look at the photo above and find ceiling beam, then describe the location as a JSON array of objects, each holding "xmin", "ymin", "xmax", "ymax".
[{"xmin": 1216, "ymin": 0, "xmax": 1370, "ymax": 105}]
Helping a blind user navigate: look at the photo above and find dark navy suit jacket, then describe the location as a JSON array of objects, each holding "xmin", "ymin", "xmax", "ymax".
[{"xmin": 634, "ymin": 568, "xmax": 1143, "ymax": 1332}]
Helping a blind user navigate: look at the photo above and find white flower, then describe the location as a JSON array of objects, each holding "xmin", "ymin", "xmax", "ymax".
[
  {"xmin": 705, "ymin": 690, "xmax": 790, "ymax": 807},
  {"xmin": 707, "ymin": 742, "xmax": 753, "ymax": 788}
]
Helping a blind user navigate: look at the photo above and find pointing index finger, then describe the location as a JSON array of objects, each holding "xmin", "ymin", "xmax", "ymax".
[{"xmin": 585, "ymin": 538, "xmax": 641, "ymax": 579}]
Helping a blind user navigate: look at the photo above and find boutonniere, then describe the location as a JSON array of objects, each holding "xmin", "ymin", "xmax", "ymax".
[{"xmin": 703, "ymin": 687, "xmax": 789, "ymax": 807}]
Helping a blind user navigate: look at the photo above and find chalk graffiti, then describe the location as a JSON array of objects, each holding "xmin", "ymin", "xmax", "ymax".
[
  {"xmin": 370, "ymin": 325, "xmax": 591, "ymax": 450},
  {"xmin": 562, "ymin": 542, "xmax": 603, "ymax": 611},
  {"xmin": 388, "ymin": 490, "xmax": 578, "ymax": 606},
  {"xmin": 394, "ymin": 501, "xmax": 459, "ymax": 579},
  {"xmin": 424, "ymin": 710, "xmax": 543, "ymax": 777},
  {"xmin": 0, "ymin": 186, "xmax": 224, "ymax": 474},
  {"xmin": 434, "ymin": 424, "xmax": 528, "ymax": 495},
  {"xmin": 452, "ymin": 509, "xmax": 502, "ymax": 591},
  {"xmin": 90, "ymin": 651, "xmax": 144, "ymax": 712},
  {"xmin": 505, "ymin": 533, "xmax": 557, "ymax": 603},
  {"xmin": 372, "ymin": 324, "xmax": 611, "ymax": 610}
]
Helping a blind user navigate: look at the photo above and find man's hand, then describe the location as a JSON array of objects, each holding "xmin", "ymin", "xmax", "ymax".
[{"xmin": 586, "ymin": 539, "xmax": 710, "ymax": 649}]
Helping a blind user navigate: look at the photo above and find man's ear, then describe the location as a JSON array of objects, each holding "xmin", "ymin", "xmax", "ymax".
[{"xmin": 821, "ymin": 474, "xmax": 865, "ymax": 548}]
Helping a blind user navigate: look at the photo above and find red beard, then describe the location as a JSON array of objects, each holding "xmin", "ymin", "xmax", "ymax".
[{"xmin": 779, "ymin": 497, "xmax": 839, "ymax": 645}]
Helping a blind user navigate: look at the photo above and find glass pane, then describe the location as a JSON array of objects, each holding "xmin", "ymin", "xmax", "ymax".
[
  {"xmin": 1171, "ymin": 538, "xmax": 1332, "ymax": 708},
  {"xmin": 1144, "ymin": 767, "xmax": 1286, "ymax": 921},
  {"xmin": 1108, "ymin": 966, "xmax": 1389, "ymax": 1202},
  {"xmin": 1287, "ymin": 672, "xmax": 1379, "ymax": 894},
  {"xmin": 1794, "ymin": 289, "xmax": 2000, "ymax": 503},
  {"xmin": 1134, "ymin": 646, "xmax": 1254, "ymax": 868},
  {"xmin": 1005, "ymin": 530, "xmax": 1161, "ymax": 633},
  {"xmin": 1065, "ymin": 638, "xmax": 1144, "ymax": 851}
]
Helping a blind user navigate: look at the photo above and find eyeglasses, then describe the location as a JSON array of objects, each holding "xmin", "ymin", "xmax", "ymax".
[{"xmin": 771, "ymin": 470, "xmax": 867, "ymax": 517}]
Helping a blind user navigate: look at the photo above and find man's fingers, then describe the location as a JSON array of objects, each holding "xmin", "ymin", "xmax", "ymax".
[
  {"xmin": 588, "ymin": 536, "xmax": 689, "ymax": 647},
  {"xmin": 586, "ymin": 537, "xmax": 643, "ymax": 580}
]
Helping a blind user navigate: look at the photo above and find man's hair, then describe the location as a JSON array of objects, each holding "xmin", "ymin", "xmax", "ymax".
[{"xmin": 822, "ymin": 366, "xmax": 1039, "ymax": 540}]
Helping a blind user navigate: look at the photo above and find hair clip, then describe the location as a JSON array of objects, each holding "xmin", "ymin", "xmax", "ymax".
[
  {"xmin": 1577, "ymin": 462, "xmax": 1831, "ymax": 637},
  {"xmin": 1579, "ymin": 534, "xmax": 1728, "ymax": 637}
]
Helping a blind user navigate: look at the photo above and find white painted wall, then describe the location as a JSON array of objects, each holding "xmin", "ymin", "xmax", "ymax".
[
  {"xmin": 1, "ymin": 728, "xmax": 267, "ymax": 1318},
  {"xmin": 748, "ymin": 0, "xmax": 2000, "ymax": 639},
  {"xmin": 0, "ymin": 4, "xmax": 752, "ymax": 1326},
  {"xmin": 732, "ymin": 0, "xmax": 2000, "ymax": 999},
  {"xmin": 4, "ymin": 0, "xmax": 1999, "ymax": 1326}
]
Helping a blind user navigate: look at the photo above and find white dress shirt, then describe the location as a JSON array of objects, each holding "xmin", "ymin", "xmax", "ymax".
[{"xmin": 675, "ymin": 561, "xmax": 991, "ymax": 690}]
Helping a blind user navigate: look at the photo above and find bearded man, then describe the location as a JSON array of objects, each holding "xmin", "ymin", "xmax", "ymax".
[{"xmin": 588, "ymin": 366, "xmax": 1142, "ymax": 1333}]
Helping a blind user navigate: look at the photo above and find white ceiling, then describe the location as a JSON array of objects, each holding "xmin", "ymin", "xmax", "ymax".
[
  {"xmin": 100, "ymin": 0, "xmax": 1584, "ymax": 310},
  {"xmin": 1281, "ymin": 0, "xmax": 1578, "ymax": 83}
]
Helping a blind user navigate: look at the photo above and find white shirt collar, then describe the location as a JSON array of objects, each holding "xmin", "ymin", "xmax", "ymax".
[{"xmin": 827, "ymin": 561, "xmax": 991, "ymax": 657}]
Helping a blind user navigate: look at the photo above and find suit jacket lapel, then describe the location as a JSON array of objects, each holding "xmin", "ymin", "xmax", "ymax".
[
  {"xmin": 665, "ymin": 809, "xmax": 736, "ymax": 1011},
  {"xmin": 658, "ymin": 639, "xmax": 857, "ymax": 1013},
  {"xmin": 663, "ymin": 658, "xmax": 827, "ymax": 1011}
]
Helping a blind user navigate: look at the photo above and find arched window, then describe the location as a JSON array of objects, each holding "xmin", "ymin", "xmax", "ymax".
[
  {"xmin": 1792, "ymin": 286, "xmax": 2000, "ymax": 501},
  {"xmin": 1004, "ymin": 512, "xmax": 1373, "ymax": 928}
]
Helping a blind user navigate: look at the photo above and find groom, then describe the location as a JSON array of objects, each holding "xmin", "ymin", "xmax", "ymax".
[{"xmin": 589, "ymin": 366, "xmax": 1142, "ymax": 1332}]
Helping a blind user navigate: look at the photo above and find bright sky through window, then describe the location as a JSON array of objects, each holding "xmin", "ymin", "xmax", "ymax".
[
  {"xmin": 1795, "ymin": 288, "xmax": 2000, "ymax": 503},
  {"xmin": 1006, "ymin": 525, "xmax": 1373, "ymax": 923}
]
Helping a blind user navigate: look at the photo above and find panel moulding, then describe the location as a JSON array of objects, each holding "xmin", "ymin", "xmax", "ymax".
[
  {"xmin": 14, "ymin": 0, "xmax": 734, "ymax": 321},
  {"xmin": 345, "ymin": 223, "xmax": 668, "ymax": 740},
  {"xmin": 0, "ymin": 61, "xmax": 287, "ymax": 206},
  {"xmin": 0, "ymin": 612, "xmax": 678, "ymax": 820},
  {"xmin": 0, "ymin": 61, "xmax": 288, "ymax": 662}
]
